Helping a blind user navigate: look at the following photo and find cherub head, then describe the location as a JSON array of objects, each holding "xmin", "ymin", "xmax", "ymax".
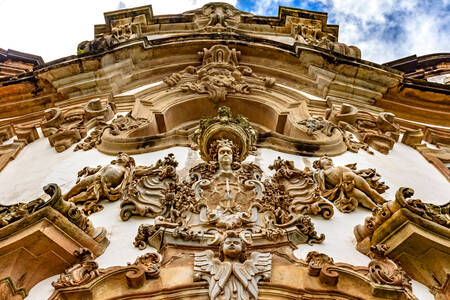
[
  {"xmin": 112, "ymin": 152, "xmax": 135, "ymax": 168},
  {"xmin": 313, "ymin": 155, "xmax": 333, "ymax": 170},
  {"xmin": 219, "ymin": 231, "xmax": 247, "ymax": 263},
  {"xmin": 217, "ymin": 139, "xmax": 234, "ymax": 169}
]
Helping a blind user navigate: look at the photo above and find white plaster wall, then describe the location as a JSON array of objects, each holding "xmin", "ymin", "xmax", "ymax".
[{"xmin": 1, "ymin": 131, "xmax": 448, "ymax": 300}]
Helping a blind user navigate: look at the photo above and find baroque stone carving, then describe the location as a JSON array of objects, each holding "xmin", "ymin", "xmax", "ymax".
[
  {"xmin": 164, "ymin": 45, "xmax": 275, "ymax": 103},
  {"xmin": 51, "ymin": 250, "xmax": 161, "ymax": 294},
  {"xmin": 194, "ymin": 231, "xmax": 271, "ymax": 300},
  {"xmin": 368, "ymin": 244, "xmax": 411, "ymax": 289},
  {"xmin": 354, "ymin": 187, "xmax": 450, "ymax": 249},
  {"xmin": 0, "ymin": 183, "xmax": 103, "ymax": 239},
  {"xmin": 120, "ymin": 153, "xmax": 178, "ymax": 220},
  {"xmin": 354, "ymin": 187, "xmax": 450, "ymax": 294},
  {"xmin": 193, "ymin": 106, "xmax": 257, "ymax": 162},
  {"xmin": 291, "ymin": 22, "xmax": 361, "ymax": 59},
  {"xmin": 312, "ymin": 156, "xmax": 387, "ymax": 212},
  {"xmin": 326, "ymin": 104, "xmax": 400, "ymax": 154},
  {"xmin": 64, "ymin": 153, "xmax": 136, "ymax": 215},
  {"xmin": 269, "ymin": 157, "xmax": 334, "ymax": 219},
  {"xmin": 52, "ymin": 248, "xmax": 102, "ymax": 289},
  {"xmin": 130, "ymin": 107, "xmax": 325, "ymax": 252},
  {"xmin": 40, "ymin": 99, "xmax": 116, "ymax": 152},
  {"xmin": 75, "ymin": 113, "xmax": 150, "ymax": 152},
  {"xmin": 304, "ymin": 249, "xmax": 415, "ymax": 298}
]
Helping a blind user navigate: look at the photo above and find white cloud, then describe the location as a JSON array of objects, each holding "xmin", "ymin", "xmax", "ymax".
[
  {"xmin": 0, "ymin": 0, "xmax": 236, "ymax": 62},
  {"xmin": 0, "ymin": 0, "xmax": 447, "ymax": 64},
  {"xmin": 306, "ymin": 0, "xmax": 450, "ymax": 63}
]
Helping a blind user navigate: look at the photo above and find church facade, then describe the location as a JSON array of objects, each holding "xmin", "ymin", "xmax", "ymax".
[{"xmin": 0, "ymin": 3, "xmax": 449, "ymax": 300}]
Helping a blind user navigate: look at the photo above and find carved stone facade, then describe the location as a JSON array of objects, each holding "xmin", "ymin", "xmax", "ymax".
[{"xmin": 0, "ymin": 2, "xmax": 449, "ymax": 300}]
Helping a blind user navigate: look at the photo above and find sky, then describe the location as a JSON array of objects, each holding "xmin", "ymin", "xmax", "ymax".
[{"xmin": 0, "ymin": 0, "xmax": 448, "ymax": 64}]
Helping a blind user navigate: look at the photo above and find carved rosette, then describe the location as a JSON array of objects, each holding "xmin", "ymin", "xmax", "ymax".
[{"xmin": 164, "ymin": 45, "xmax": 275, "ymax": 103}]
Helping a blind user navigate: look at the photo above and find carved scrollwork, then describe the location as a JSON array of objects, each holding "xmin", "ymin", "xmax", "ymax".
[
  {"xmin": 368, "ymin": 244, "xmax": 412, "ymax": 289},
  {"xmin": 75, "ymin": 113, "xmax": 150, "ymax": 152},
  {"xmin": 52, "ymin": 248, "xmax": 103, "ymax": 289},
  {"xmin": 164, "ymin": 45, "xmax": 275, "ymax": 103},
  {"xmin": 0, "ymin": 183, "xmax": 103, "ymax": 240},
  {"xmin": 130, "ymin": 123, "xmax": 327, "ymax": 252},
  {"xmin": 269, "ymin": 157, "xmax": 334, "ymax": 219},
  {"xmin": 41, "ymin": 99, "xmax": 116, "ymax": 152},
  {"xmin": 120, "ymin": 154, "xmax": 178, "ymax": 221},
  {"xmin": 326, "ymin": 104, "xmax": 400, "ymax": 155},
  {"xmin": 396, "ymin": 188, "xmax": 450, "ymax": 227},
  {"xmin": 306, "ymin": 251, "xmax": 339, "ymax": 285},
  {"xmin": 0, "ymin": 198, "xmax": 45, "ymax": 228},
  {"xmin": 125, "ymin": 252, "xmax": 162, "ymax": 288}
]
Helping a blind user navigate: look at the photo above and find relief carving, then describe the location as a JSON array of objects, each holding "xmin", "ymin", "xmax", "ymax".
[
  {"xmin": 64, "ymin": 153, "xmax": 135, "ymax": 215},
  {"xmin": 130, "ymin": 107, "xmax": 325, "ymax": 251},
  {"xmin": 368, "ymin": 244, "xmax": 411, "ymax": 289},
  {"xmin": 52, "ymin": 249, "xmax": 161, "ymax": 292},
  {"xmin": 120, "ymin": 154, "xmax": 178, "ymax": 220},
  {"xmin": 354, "ymin": 187, "xmax": 450, "ymax": 249},
  {"xmin": 40, "ymin": 99, "xmax": 116, "ymax": 152},
  {"xmin": 313, "ymin": 156, "xmax": 387, "ymax": 212},
  {"xmin": 0, "ymin": 183, "xmax": 104, "ymax": 240},
  {"xmin": 75, "ymin": 113, "xmax": 150, "ymax": 152},
  {"xmin": 269, "ymin": 157, "xmax": 334, "ymax": 219},
  {"xmin": 125, "ymin": 252, "xmax": 162, "ymax": 288},
  {"xmin": 52, "ymin": 248, "xmax": 102, "ymax": 289},
  {"xmin": 291, "ymin": 23, "xmax": 361, "ymax": 59},
  {"xmin": 194, "ymin": 231, "xmax": 271, "ymax": 300},
  {"xmin": 326, "ymin": 104, "xmax": 400, "ymax": 155},
  {"xmin": 164, "ymin": 45, "xmax": 275, "ymax": 103}
]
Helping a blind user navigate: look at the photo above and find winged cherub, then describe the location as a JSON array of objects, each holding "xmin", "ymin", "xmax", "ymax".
[{"xmin": 194, "ymin": 231, "xmax": 272, "ymax": 300}]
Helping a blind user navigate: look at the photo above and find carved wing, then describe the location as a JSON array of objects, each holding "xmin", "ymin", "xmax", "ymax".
[
  {"xmin": 234, "ymin": 252, "xmax": 272, "ymax": 299},
  {"xmin": 194, "ymin": 250, "xmax": 231, "ymax": 300}
]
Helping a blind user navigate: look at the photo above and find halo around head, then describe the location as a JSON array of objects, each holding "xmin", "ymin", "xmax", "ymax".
[{"xmin": 193, "ymin": 106, "xmax": 256, "ymax": 162}]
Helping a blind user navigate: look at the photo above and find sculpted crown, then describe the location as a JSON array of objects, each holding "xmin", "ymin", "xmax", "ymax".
[{"xmin": 193, "ymin": 106, "xmax": 256, "ymax": 162}]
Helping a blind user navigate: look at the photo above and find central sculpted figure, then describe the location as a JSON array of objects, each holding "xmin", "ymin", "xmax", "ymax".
[
  {"xmin": 194, "ymin": 231, "xmax": 272, "ymax": 300},
  {"xmin": 199, "ymin": 139, "xmax": 259, "ymax": 229}
]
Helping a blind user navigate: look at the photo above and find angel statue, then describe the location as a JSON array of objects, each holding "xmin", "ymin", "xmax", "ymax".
[
  {"xmin": 63, "ymin": 152, "xmax": 135, "ymax": 215},
  {"xmin": 313, "ymin": 156, "xmax": 386, "ymax": 212},
  {"xmin": 194, "ymin": 231, "xmax": 272, "ymax": 300}
]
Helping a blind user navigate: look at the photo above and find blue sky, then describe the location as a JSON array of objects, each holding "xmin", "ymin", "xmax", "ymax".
[{"xmin": 0, "ymin": 0, "xmax": 448, "ymax": 63}]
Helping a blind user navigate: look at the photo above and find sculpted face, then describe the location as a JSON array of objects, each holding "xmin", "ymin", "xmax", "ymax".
[
  {"xmin": 116, "ymin": 153, "xmax": 130, "ymax": 166},
  {"xmin": 319, "ymin": 156, "xmax": 333, "ymax": 168},
  {"xmin": 218, "ymin": 145, "xmax": 233, "ymax": 167},
  {"xmin": 222, "ymin": 236, "xmax": 243, "ymax": 259}
]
